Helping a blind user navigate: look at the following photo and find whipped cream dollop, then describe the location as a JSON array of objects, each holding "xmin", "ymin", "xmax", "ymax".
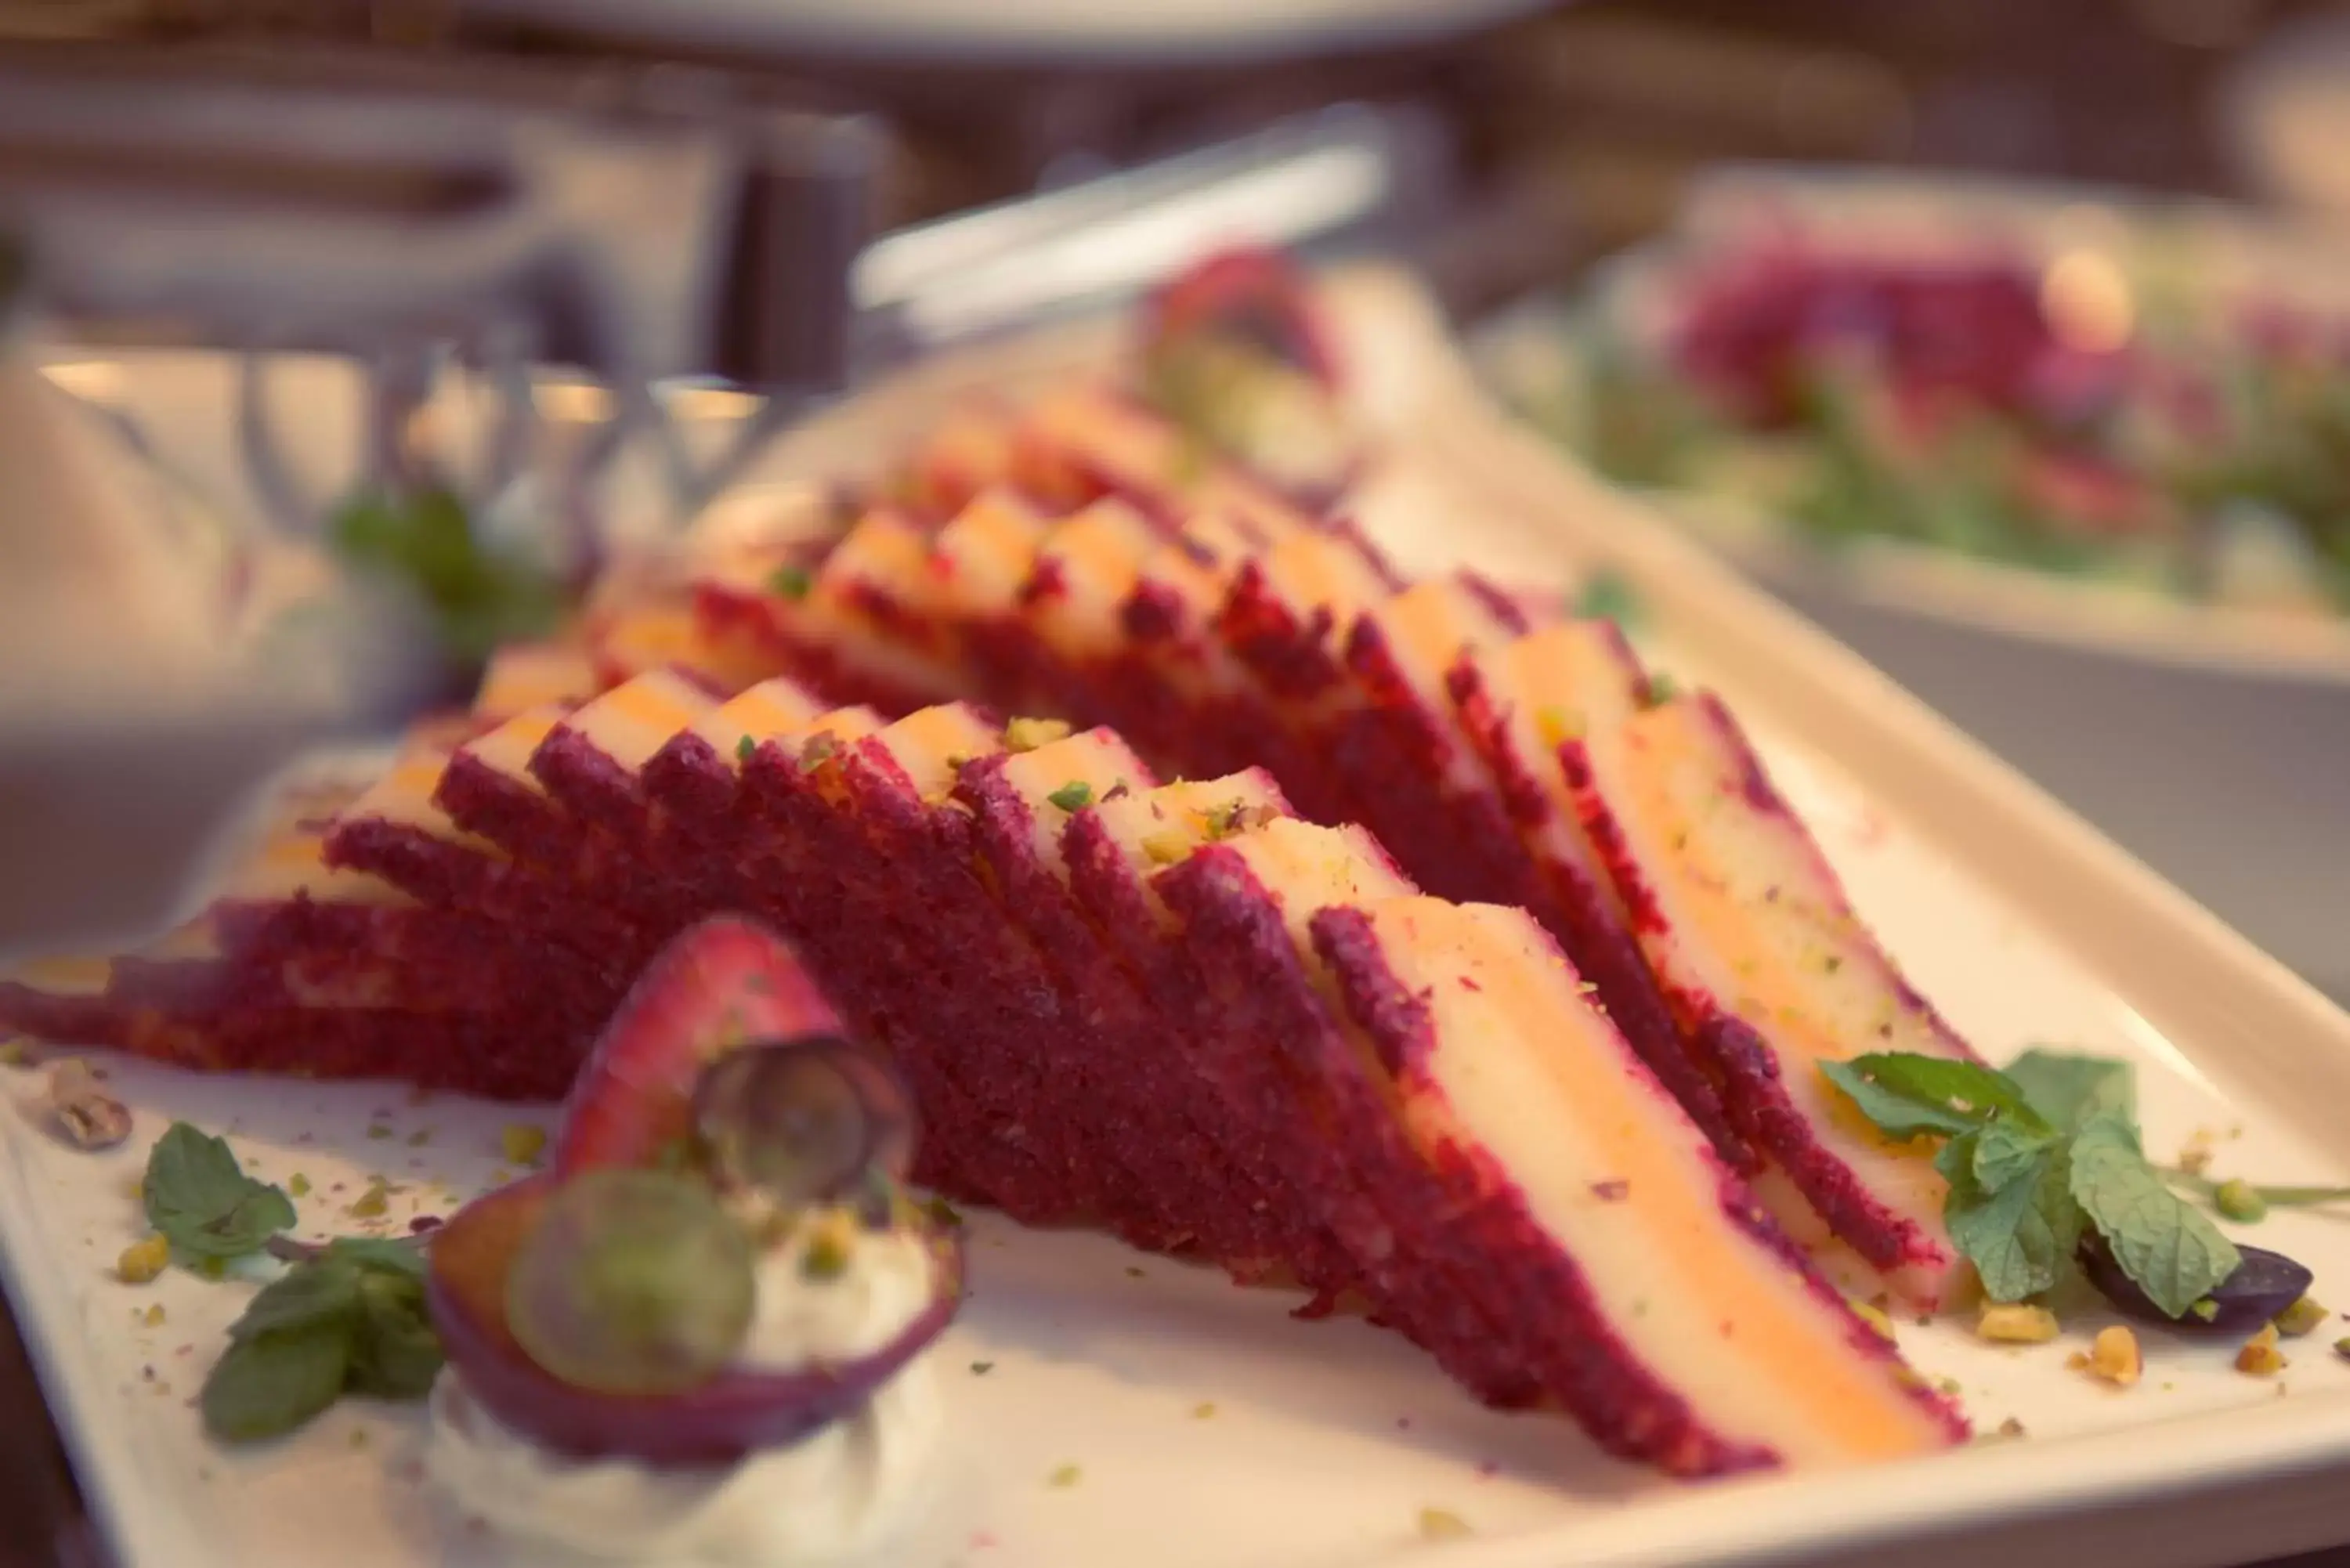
[{"xmin": 428, "ymin": 1214, "xmax": 945, "ymax": 1567}]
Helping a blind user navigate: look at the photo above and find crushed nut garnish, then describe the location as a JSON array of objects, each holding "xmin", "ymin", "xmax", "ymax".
[
  {"xmin": 801, "ymin": 1210, "xmax": 859, "ymax": 1281},
  {"xmin": 1047, "ymin": 781, "xmax": 1094, "ymax": 813},
  {"xmin": 347, "ymin": 1182, "xmax": 392, "ymax": 1220},
  {"xmin": 2084, "ymin": 1324, "xmax": 2142, "ymax": 1387},
  {"xmin": 288, "ymin": 1173, "xmax": 312, "ymax": 1198},
  {"xmin": 1849, "ymin": 1299, "xmax": 1896, "ymax": 1341},
  {"xmin": 1998, "ymin": 1417, "xmax": 2027, "ymax": 1439},
  {"xmin": 46, "ymin": 1060, "xmax": 130, "ymax": 1151},
  {"xmin": 969, "ymin": 1361, "xmax": 994, "ymax": 1376},
  {"xmin": 1976, "ymin": 1302, "xmax": 2060, "ymax": 1344},
  {"xmin": 117, "ymin": 1234, "xmax": 168, "ymax": 1284},
  {"xmin": 1191, "ymin": 1402, "xmax": 1216, "ymax": 1419},
  {"xmin": 2275, "ymin": 1297, "xmax": 2329, "ymax": 1338},
  {"xmin": 140, "ymin": 1304, "xmax": 165, "ymax": 1328},
  {"xmin": 1003, "ymin": 717, "xmax": 1071, "ymax": 753},
  {"xmin": 2213, "ymin": 1178, "xmax": 2267, "ymax": 1223},
  {"xmin": 500, "ymin": 1124, "xmax": 547, "ymax": 1167},
  {"xmin": 0, "ymin": 1037, "xmax": 31, "ymax": 1068},
  {"xmin": 2331, "ymin": 1337, "xmax": 2350, "ymax": 1363},
  {"xmin": 1141, "ymin": 830, "xmax": 1191, "ymax": 865},
  {"xmin": 797, "ymin": 733, "xmax": 840, "ymax": 771},
  {"xmin": 736, "ymin": 735, "xmax": 757, "ymax": 764},
  {"xmin": 1047, "ymin": 1463, "xmax": 1083, "ymax": 1489},
  {"xmin": 2236, "ymin": 1324, "xmax": 2288, "ymax": 1376},
  {"xmin": 1417, "ymin": 1508, "xmax": 1473, "ymax": 1541}
]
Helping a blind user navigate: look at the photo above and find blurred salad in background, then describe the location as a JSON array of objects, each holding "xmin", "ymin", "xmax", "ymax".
[{"xmin": 1495, "ymin": 230, "xmax": 2350, "ymax": 617}]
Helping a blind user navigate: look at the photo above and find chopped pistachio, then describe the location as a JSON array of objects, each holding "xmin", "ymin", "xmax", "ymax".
[
  {"xmin": 1047, "ymin": 781, "xmax": 1094, "ymax": 813},
  {"xmin": 287, "ymin": 1172, "xmax": 312, "ymax": 1198},
  {"xmin": 116, "ymin": 1233, "xmax": 170, "ymax": 1284},
  {"xmin": 2236, "ymin": 1324, "xmax": 2287, "ymax": 1376},
  {"xmin": 1191, "ymin": 1402, "xmax": 1217, "ymax": 1419},
  {"xmin": 366, "ymin": 1124, "xmax": 394, "ymax": 1141},
  {"xmin": 768, "ymin": 564, "xmax": 812, "ymax": 600},
  {"xmin": 1141, "ymin": 830, "xmax": 1191, "ymax": 865},
  {"xmin": 736, "ymin": 735, "xmax": 757, "ymax": 764},
  {"xmin": 801, "ymin": 1210, "xmax": 857, "ymax": 1281},
  {"xmin": 797, "ymin": 733, "xmax": 840, "ymax": 771},
  {"xmin": 970, "ymin": 1360, "xmax": 995, "ymax": 1376},
  {"xmin": 2189, "ymin": 1298, "xmax": 2221, "ymax": 1323},
  {"xmin": 500, "ymin": 1124, "xmax": 548, "ymax": 1167},
  {"xmin": 1535, "ymin": 705, "xmax": 1584, "ymax": 749},
  {"xmin": 1643, "ymin": 671, "xmax": 1682, "ymax": 707},
  {"xmin": 348, "ymin": 1182, "xmax": 392, "ymax": 1220},
  {"xmin": 2214, "ymin": 1178, "xmax": 2268, "ymax": 1223},
  {"xmin": 2331, "ymin": 1336, "xmax": 2350, "ymax": 1363},
  {"xmin": 1976, "ymin": 1302, "xmax": 2059, "ymax": 1345},
  {"xmin": 1417, "ymin": 1508, "xmax": 1473, "ymax": 1541},
  {"xmin": 405, "ymin": 1129, "xmax": 432, "ymax": 1148},
  {"xmin": 0, "ymin": 1037, "xmax": 31, "ymax": 1068},
  {"xmin": 1047, "ymin": 1463, "xmax": 1083, "ymax": 1489},
  {"xmin": 1003, "ymin": 717, "xmax": 1071, "ymax": 753},
  {"xmin": 141, "ymin": 1304, "xmax": 166, "ymax": 1328},
  {"xmin": 1849, "ymin": 1299, "xmax": 1896, "ymax": 1341},
  {"xmin": 2275, "ymin": 1297, "xmax": 2329, "ymax": 1338}
]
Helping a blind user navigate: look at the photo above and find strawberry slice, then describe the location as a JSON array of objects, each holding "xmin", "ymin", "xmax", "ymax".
[
  {"xmin": 553, "ymin": 916, "xmax": 846, "ymax": 1175},
  {"xmin": 1141, "ymin": 246, "xmax": 1343, "ymax": 392}
]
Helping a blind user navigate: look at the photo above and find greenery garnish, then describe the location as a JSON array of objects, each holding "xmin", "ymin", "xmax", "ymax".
[
  {"xmin": 769, "ymin": 564, "xmax": 814, "ymax": 601},
  {"xmin": 143, "ymin": 1123, "xmax": 298, "ymax": 1263},
  {"xmin": 1822, "ymin": 1049, "xmax": 2242, "ymax": 1318},
  {"xmin": 201, "ymin": 1238, "xmax": 441, "ymax": 1443},
  {"xmin": 1047, "ymin": 781, "xmax": 1094, "ymax": 813},
  {"xmin": 329, "ymin": 487, "xmax": 566, "ymax": 668}
]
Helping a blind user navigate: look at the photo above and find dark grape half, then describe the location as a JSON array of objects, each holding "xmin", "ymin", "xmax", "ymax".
[
  {"xmin": 692, "ymin": 1036, "xmax": 917, "ymax": 1207},
  {"xmin": 2080, "ymin": 1234, "xmax": 2313, "ymax": 1333},
  {"xmin": 504, "ymin": 1169, "xmax": 757, "ymax": 1396}
]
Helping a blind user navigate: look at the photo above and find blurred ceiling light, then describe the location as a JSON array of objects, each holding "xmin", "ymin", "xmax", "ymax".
[
  {"xmin": 39, "ymin": 359, "xmax": 124, "ymax": 406},
  {"xmin": 2041, "ymin": 249, "xmax": 2136, "ymax": 353},
  {"xmin": 533, "ymin": 377, "xmax": 615, "ymax": 424}
]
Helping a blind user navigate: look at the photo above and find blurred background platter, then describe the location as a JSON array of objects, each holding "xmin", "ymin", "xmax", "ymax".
[{"xmin": 1476, "ymin": 164, "xmax": 2350, "ymax": 1003}]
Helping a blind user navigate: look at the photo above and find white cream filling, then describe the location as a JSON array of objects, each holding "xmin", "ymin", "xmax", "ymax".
[{"xmin": 428, "ymin": 1219, "xmax": 945, "ymax": 1567}]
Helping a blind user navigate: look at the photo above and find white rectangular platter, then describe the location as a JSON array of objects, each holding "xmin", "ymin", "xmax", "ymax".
[{"xmin": 5, "ymin": 266, "xmax": 2349, "ymax": 1568}]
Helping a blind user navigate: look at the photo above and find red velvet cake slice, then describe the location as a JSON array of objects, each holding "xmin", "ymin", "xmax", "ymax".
[
  {"xmin": 1447, "ymin": 620, "xmax": 1745, "ymax": 1169},
  {"xmin": 1058, "ymin": 779, "xmax": 1369, "ymax": 1309},
  {"xmin": 1146, "ymin": 816, "xmax": 1960, "ymax": 1470},
  {"xmin": 739, "ymin": 704, "xmax": 1066, "ymax": 1222},
  {"xmin": 1564, "ymin": 691, "xmax": 1975, "ymax": 1309},
  {"xmin": 956, "ymin": 760, "xmax": 1293, "ymax": 1271},
  {"xmin": 1143, "ymin": 819, "xmax": 1544, "ymax": 1403},
  {"xmin": 526, "ymin": 668, "xmax": 720, "ymax": 841},
  {"xmin": 822, "ymin": 707, "xmax": 1148, "ymax": 1230},
  {"xmin": 1007, "ymin": 380, "xmax": 1321, "ymax": 541}
]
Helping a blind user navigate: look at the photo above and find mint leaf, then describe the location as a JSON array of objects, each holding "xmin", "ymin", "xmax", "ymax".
[
  {"xmin": 1936, "ymin": 1128, "xmax": 2077, "ymax": 1302},
  {"xmin": 201, "ymin": 1324, "xmax": 352, "ymax": 1443},
  {"xmin": 144, "ymin": 1124, "xmax": 296, "ymax": 1261},
  {"xmin": 346, "ymin": 1270, "xmax": 442, "ymax": 1400},
  {"xmin": 2004, "ymin": 1049, "xmax": 2133, "ymax": 1130},
  {"xmin": 326, "ymin": 1237, "xmax": 428, "ymax": 1281},
  {"xmin": 1821, "ymin": 1054, "xmax": 2044, "ymax": 1140},
  {"xmin": 230, "ymin": 1264, "xmax": 362, "ymax": 1342},
  {"xmin": 2070, "ymin": 1111, "xmax": 2240, "ymax": 1319},
  {"xmin": 1972, "ymin": 1119, "xmax": 2059, "ymax": 1191}
]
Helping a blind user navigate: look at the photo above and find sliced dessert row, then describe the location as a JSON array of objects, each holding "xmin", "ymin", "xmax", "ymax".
[
  {"xmin": 0, "ymin": 676, "xmax": 1965, "ymax": 1474},
  {"xmin": 663, "ymin": 453, "xmax": 1976, "ymax": 1310}
]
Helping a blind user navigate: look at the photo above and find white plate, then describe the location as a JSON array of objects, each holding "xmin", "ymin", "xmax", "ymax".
[
  {"xmin": 463, "ymin": 0, "xmax": 1549, "ymax": 65},
  {"xmin": 6, "ymin": 268, "xmax": 2350, "ymax": 1568}
]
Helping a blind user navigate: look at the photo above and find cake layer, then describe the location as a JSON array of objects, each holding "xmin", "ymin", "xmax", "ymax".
[
  {"xmin": 1305, "ymin": 894, "xmax": 1963, "ymax": 1471},
  {"xmin": 1564, "ymin": 691, "xmax": 1973, "ymax": 1309},
  {"xmin": 1447, "ymin": 620, "xmax": 1745, "ymax": 1168}
]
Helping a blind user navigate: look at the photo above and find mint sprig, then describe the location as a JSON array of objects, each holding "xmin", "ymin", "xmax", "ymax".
[
  {"xmin": 201, "ymin": 1238, "xmax": 440, "ymax": 1443},
  {"xmin": 143, "ymin": 1123, "xmax": 297, "ymax": 1262},
  {"xmin": 201, "ymin": 1237, "xmax": 441, "ymax": 1442},
  {"xmin": 1824, "ymin": 1050, "xmax": 2241, "ymax": 1319}
]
